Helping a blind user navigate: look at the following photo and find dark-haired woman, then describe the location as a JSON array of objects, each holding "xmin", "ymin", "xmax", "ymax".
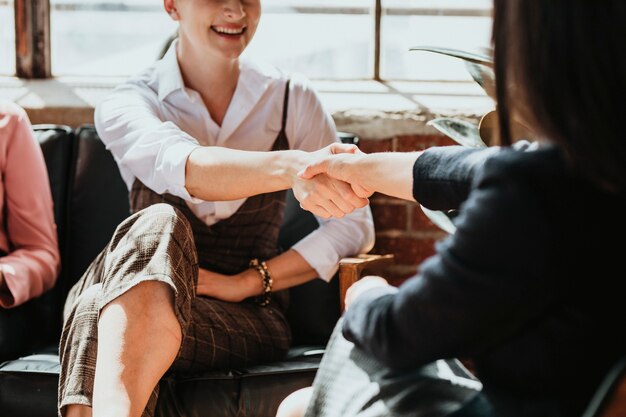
[{"xmin": 278, "ymin": 1, "xmax": 626, "ymax": 416}]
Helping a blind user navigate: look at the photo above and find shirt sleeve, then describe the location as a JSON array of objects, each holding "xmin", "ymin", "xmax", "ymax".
[
  {"xmin": 0, "ymin": 105, "xmax": 60, "ymax": 308},
  {"xmin": 288, "ymin": 75, "xmax": 375, "ymax": 281},
  {"xmin": 94, "ymin": 80, "xmax": 201, "ymax": 201},
  {"xmin": 342, "ymin": 152, "xmax": 556, "ymax": 369}
]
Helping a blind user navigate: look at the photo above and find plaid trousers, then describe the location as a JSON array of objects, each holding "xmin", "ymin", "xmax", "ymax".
[{"xmin": 58, "ymin": 204, "xmax": 291, "ymax": 417}]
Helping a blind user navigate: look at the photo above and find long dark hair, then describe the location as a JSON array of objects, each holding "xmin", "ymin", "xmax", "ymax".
[{"xmin": 492, "ymin": 0, "xmax": 626, "ymax": 193}]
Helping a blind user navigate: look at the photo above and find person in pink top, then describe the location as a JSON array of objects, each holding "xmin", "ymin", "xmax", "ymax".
[{"xmin": 0, "ymin": 100, "xmax": 60, "ymax": 360}]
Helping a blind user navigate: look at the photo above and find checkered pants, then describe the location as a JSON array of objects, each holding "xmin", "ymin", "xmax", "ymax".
[{"xmin": 58, "ymin": 204, "xmax": 291, "ymax": 416}]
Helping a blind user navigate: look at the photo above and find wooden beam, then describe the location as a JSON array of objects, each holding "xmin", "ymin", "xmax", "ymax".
[{"xmin": 15, "ymin": 0, "xmax": 51, "ymax": 78}]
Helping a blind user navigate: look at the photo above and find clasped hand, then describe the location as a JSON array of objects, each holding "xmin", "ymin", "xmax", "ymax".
[
  {"xmin": 196, "ymin": 267, "xmax": 259, "ymax": 302},
  {"xmin": 292, "ymin": 143, "xmax": 372, "ymax": 218}
]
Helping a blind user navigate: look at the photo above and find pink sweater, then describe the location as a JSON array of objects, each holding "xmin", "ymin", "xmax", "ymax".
[{"xmin": 0, "ymin": 101, "xmax": 60, "ymax": 308}]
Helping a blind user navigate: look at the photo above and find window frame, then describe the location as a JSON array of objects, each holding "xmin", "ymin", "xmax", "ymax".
[
  {"xmin": 15, "ymin": 0, "xmax": 51, "ymax": 78},
  {"xmin": 13, "ymin": 0, "xmax": 490, "ymax": 80}
]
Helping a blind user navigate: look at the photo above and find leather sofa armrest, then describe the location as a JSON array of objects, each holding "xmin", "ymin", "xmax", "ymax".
[{"xmin": 338, "ymin": 254, "xmax": 394, "ymax": 312}]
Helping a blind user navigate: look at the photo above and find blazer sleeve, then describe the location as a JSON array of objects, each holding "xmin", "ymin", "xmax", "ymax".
[
  {"xmin": 412, "ymin": 145, "xmax": 501, "ymax": 211},
  {"xmin": 342, "ymin": 151, "xmax": 557, "ymax": 369}
]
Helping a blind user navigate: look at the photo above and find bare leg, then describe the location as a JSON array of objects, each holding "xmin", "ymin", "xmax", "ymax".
[
  {"xmin": 91, "ymin": 280, "xmax": 182, "ymax": 417},
  {"xmin": 276, "ymin": 387, "xmax": 314, "ymax": 417}
]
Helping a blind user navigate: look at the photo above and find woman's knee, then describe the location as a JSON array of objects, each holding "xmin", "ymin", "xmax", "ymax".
[{"xmin": 130, "ymin": 203, "xmax": 191, "ymax": 236}]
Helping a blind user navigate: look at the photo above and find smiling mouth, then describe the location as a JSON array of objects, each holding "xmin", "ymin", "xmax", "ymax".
[{"xmin": 211, "ymin": 26, "xmax": 247, "ymax": 36}]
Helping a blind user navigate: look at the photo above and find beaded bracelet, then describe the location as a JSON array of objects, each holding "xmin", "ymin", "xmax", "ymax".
[{"xmin": 249, "ymin": 258, "xmax": 273, "ymax": 307}]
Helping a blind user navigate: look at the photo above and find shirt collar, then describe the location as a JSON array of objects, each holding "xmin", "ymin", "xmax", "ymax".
[
  {"xmin": 154, "ymin": 40, "xmax": 282, "ymax": 141},
  {"xmin": 217, "ymin": 59, "xmax": 276, "ymax": 142},
  {"xmin": 155, "ymin": 39, "xmax": 187, "ymax": 102}
]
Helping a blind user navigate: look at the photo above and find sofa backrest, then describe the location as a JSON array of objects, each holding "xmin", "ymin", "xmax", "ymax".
[
  {"xmin": 31, "ymin": 126, "xmax": 75, "ymax": 345},
  {"xmin": 34, "ymin": 124, "xmax": 340, "ymax": 347},
  {"xmin": 64, "ymin": 126, "xmax": 131, "ymax": 297}
]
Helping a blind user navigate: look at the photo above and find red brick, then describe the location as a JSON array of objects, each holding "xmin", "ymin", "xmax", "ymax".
[
  {"xmin": 358, "ymin": 138, "xmax": 393, "ymax": 153},
  {"xmin": 355, "ymin": 260, "xmax": 418, "ymax": 287},
  {"xmin": 383, "ymin": 265, "xmax": 419, "ymax": 287},
  {"xmin": 395, "ymin": 134, "xmax": 456, "ymax": 152},
  {"xmin": 373, "ymin": 236, "xmax": 437, "ymax": 265},
  {"xmin": 411, "ymin": 204, "xmax": 449, "ymax": 232},
  {"xmin": 371, "ymin": 202, "xmax": 408, "ymax": 232}
]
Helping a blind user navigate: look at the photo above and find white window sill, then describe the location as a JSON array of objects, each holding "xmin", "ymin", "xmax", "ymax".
[{"xmin": 0, "ymin": 76, "xmax": 494, "ymax": 139}]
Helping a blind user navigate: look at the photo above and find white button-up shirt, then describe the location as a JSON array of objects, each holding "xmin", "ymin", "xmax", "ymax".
[{"xmin": 95, "ymin": 42, "xmax": 375, "ymax": 281}]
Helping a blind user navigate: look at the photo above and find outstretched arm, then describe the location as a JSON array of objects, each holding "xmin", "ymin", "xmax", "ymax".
[
  {"xmin": 300, "ymin": 145, "xmax": 503, "ymax": 210},
  {"xmin": 96, "ymin": 84, "xmax": 367, "ymax": 219},
  {"xmin": 185, "ymin": 143, "xmax": 368, "ymax": 218}
]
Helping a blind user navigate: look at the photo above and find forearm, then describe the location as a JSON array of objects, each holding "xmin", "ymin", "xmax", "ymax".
[
  {"xmin": 353, "ymin": 152, "xmax": 422, "ymax": 201},
  {"xmin": 241, "ymin": 249, "xmax": 319, "ymax": 296},
  {"xmin": 186, "ymin": 147, "xmax": 309, "ymax": 201},
  {"xmin": 197, "ymin": 249, "xmax": 320, "ymax": 302}
]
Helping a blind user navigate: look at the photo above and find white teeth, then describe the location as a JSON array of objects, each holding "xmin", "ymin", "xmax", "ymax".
[{"xmin": 213, "ymin": 26, "xmax": 244, "ymax": 35}]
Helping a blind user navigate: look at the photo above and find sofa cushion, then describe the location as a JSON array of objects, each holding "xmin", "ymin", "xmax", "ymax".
[
  {"xmin": 0, "ymin": 352, "xmax": 59, "ymax": 417},
  {"xmin": 0, "ymin": 347, "xmax": 323, "ymax": 417},
  {"xmin": 155, "ymin": 348, "xmax": 323, "ymax": 417}
]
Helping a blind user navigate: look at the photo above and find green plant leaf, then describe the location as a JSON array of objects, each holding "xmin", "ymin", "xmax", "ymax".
[
  {"xmin": 464, "ymin": 61, "xmax": 496, "ymax": 100},
  {"xmin": 408, "ymin": 46, "xmax": 493, "ymax": 66},
  {"xmin": 427, "ymin": 118, "xmax": 488, "ymax": 148}
]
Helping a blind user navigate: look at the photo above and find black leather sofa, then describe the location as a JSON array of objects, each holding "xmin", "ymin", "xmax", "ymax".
[{"xmin": 0, "ymin": 124, "xmax": 386, "ymax": 417}]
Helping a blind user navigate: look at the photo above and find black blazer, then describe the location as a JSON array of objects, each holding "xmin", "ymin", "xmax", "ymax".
[{"xmin": 342, "ymin": 142, "xmax": 626, "ymax": 417}]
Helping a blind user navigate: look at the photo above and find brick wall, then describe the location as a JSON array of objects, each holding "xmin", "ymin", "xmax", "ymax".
[{"xmin": 358, "ymin": 133, "xmax": 457, "ymax": 287}]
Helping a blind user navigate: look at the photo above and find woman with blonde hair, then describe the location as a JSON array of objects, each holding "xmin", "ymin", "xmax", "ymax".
[{"xmin": 58, "ymin": 0, "xmax": 374, "ymax": 416}]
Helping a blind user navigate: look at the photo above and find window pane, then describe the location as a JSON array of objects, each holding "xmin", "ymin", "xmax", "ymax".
[
  {"xmin": 50, "ymin": 0, "xmax": 177, "ymax": 76},
  {"xmin": 243, "ymin": 0, "xmax": 373, "ymax": 79},
  {"xmin": 0, "ymin": 0, "xmax": 15, "ymax": 75},
  {"xmin": 382, "ymin": 0, "xmax": 492, "ymax": 81}
]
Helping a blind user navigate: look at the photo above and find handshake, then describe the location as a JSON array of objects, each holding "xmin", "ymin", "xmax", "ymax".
[
  {"xmin": 292, "ymin": 142, "xmax": 417, "ymax": 219},
  {"xmin": 292, "ymin": 143, "xmax": 374, "ymax": 219}
]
